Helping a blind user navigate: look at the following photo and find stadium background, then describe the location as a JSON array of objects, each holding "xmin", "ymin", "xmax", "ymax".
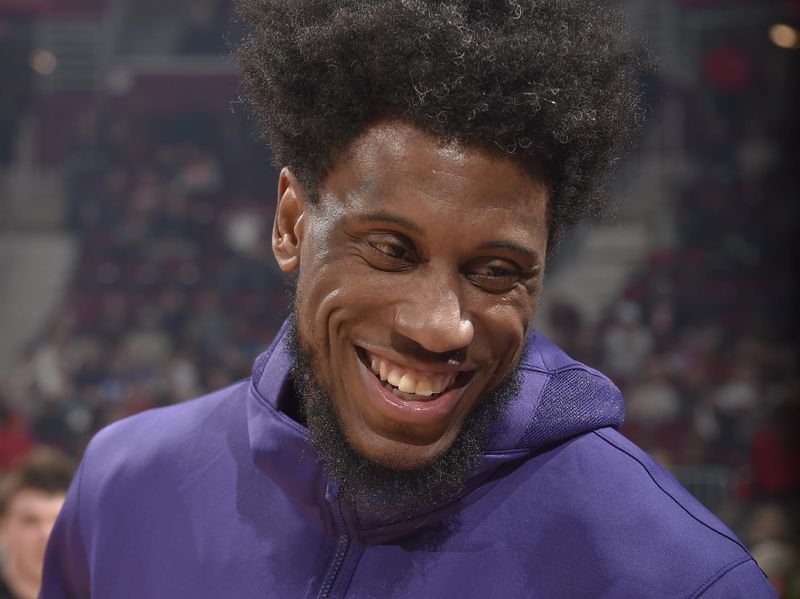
[{"xmin": 0, "ymin": 0, "xmax": 798, "ymax": 594}]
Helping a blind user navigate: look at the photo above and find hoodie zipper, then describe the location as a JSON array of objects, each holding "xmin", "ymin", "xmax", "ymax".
[{"xmin": 317, "ymin": 497, "xmax": 350, "ymax": 599}]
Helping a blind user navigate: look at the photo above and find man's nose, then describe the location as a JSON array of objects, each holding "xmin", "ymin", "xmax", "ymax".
[{"xmin": 394, "ymin": 274, "xmax": 474, "ymax": 354}]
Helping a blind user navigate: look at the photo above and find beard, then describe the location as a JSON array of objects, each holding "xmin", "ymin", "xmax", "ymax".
[{"xmin": 285, "ymin": 317, "xmax": 522, "ymax": 519}]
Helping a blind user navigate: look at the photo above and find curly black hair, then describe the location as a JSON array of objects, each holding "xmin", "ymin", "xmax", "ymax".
[{"xmin": 235, "ymin": 0, "xmax": 647, "ymax": 248}]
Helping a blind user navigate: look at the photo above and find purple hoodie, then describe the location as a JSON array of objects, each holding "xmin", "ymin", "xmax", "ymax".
[{"xmin": 41, "ymin": 322, "xmax": 775, "ymax": 598}]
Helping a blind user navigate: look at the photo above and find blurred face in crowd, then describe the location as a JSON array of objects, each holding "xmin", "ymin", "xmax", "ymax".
[
  {"xmin": 0, "ymin": 489, "xmax": 65, "ymax": 590},
  {"xmin": 273, "ymin": 120, "xmax": 548, "ymax": 504}
]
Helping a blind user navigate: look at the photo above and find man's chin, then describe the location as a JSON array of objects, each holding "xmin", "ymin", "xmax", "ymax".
[
  {"xmin": 344, "ymin": 426, "xmax": 458, "ymax": 472},
  {"xmin": 285, "ymin": 318, "xmax": 522, "ymax": 517}
]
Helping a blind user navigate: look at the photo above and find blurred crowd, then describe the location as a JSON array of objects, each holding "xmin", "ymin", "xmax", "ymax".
[
  {"xmin": 0, "ymin": 11, "xmax": 798, "ymax": 597},
  {"xmin": 0, "ymin": 103, "xmax": 281, "ymax": 460}
]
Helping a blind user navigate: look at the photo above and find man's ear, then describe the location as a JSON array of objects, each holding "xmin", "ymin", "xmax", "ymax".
[{"xmin": 272, "ymin": 167, "xmax": 307, "ymax": 272}]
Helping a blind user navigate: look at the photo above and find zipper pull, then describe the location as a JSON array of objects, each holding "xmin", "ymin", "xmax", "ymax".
[{"xmin": 325, "ymin": 478, "xmax": 340, "ymax": 503}]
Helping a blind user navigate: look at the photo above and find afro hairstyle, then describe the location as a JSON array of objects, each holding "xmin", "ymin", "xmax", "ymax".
[{"xmin": 235, "ymin": 0, "xmax": 648, "ymax": 248}]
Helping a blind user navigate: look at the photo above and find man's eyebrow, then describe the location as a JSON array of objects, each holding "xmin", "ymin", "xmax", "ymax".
[
  {"xmin": 478, "ymin": 240, "xmax": 541, "ymax": 264},
  {"xmin": 354, "ymin": 210, "xmax": 424, "ymax": 234}
]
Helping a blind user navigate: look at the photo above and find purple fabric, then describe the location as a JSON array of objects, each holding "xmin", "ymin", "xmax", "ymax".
[{"xmin": 40, "ymin": 324, "xmax": 776, "ymax": 598}]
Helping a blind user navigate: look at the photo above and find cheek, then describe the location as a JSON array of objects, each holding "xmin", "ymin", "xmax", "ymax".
[
  {"xmin": 470, "ymin": 287, "xmax": 537, "ymax": 342},
  {"xmin": 469, "ymin": 294, "xmax": 537, "ymax": 385},
  {"xmin": 295, "ymin": 255, "xmax": 395, "ymax": 355}
]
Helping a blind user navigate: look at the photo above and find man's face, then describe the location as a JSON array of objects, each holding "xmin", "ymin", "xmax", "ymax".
[
  {"xmin": 274, "ymin": 120, "xmax": 548, "ymax": 472},
  {"xmin": 0, "ymin": 490, "xmax": 64, "ymax": 582}
]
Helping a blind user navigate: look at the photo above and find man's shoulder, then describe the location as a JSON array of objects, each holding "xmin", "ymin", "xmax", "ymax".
[
  {"xmin": 91, "ymin": 378, "xmax": 249, "ymax": 446},
  {"xmin": 581, "ymin": 429, "xmax": 742, "ymax": 539},
  {"xmin": 496, "ymin": 428, "xmax": 765, "ymax": 594},
  {"xmin": 80, "ymin": 379, "xmax": 251, "ymax": 491},
  {"xmin": 516, "ymin": 428, "xmax": 744, "ymax": 545}
]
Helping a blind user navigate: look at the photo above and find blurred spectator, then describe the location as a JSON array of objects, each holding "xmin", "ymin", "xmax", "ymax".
[
  {"xmin": 751, "ymin": 541, "xmax": 799, "ymax": 599},
  {"xmin": 625, "ymin": 356, "xmax": 681, "ymax": 430},
  {"xmin": 0, "ymin": 448, "xmax": 75, "ymax": 599},
  {"xmin": 742, "ymin": 503, "xmax": 800, "ymax": 598},
  {"xmin": 738, "ymin": 399, "xmax": 800, "ymax": 501},
  {"xmin": 601, "ymin": 300, "xmax": 653, "ymax": 384}
]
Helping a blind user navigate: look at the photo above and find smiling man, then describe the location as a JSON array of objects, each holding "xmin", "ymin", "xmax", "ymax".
[
  {"xmin": 281, "ymin": 121, "xmax": 550, "ymax": 516},
  {"xmin": 41, "ymin": 1, "xmax": 776, "ymax": 598}
]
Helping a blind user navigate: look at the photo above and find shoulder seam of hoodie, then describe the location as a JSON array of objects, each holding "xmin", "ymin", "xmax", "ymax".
[
  {"xmin": 593, "ymin": 429, "xmax": 750, "ymax": 554},
  {"xmin": 689, "ymin": 556, "xmax": 759, "ymax": 598}
]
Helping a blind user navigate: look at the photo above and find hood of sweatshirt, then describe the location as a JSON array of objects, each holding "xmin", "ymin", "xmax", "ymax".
[{"xmin": 247, "ymin": 319, "xmax": 624, "ymax": 541}]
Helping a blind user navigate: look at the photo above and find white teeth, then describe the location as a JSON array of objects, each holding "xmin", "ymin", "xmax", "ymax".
[
  {"xmin": 386, "ymin": 369, "xmax": 402, "ymax": 387},
  {"xmin": 415, "ymin": 377, "xmax": 434, "ymax": 397},
  {"xmin": 367, "ymin": 353, "xmax": 457, "ymax": 398},
  {"xmin": 398, "ymin": 373, "xmax": 416, "ymax": 393}
]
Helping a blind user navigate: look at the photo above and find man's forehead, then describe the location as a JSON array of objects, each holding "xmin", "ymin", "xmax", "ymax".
[
  {"xmin": 346, "ymin": 119, "xmax": 522, "ymax": 167},
  {"xmin": 351, "ymin": 120, "xmax": 466, "ymax": 157},
  {"xmin": 325, "ymin": 119, "xmax": 548, "ymax": 203}
]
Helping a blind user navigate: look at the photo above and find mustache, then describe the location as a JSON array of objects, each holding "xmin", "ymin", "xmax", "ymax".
[{"xmin": 388, "ymin": 329, "xmax": 468, "ymax": 364}]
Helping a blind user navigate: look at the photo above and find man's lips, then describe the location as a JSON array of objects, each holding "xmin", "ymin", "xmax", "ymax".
[
  {"xmin": 354, "ymin": 346, "xmax": 475, "ymax": 427},
  {"xmin": 358, "ymin": 348, "xmax": 473, "ymax": 396},
  {"xmin": 369, "ymin": 356, "xmax": 450, "ymax": 399}
]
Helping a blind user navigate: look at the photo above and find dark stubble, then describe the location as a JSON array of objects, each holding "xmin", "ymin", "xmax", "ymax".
[{"xmin": 285, "ymin": 318, "xmax": 522, "ymax": 519}]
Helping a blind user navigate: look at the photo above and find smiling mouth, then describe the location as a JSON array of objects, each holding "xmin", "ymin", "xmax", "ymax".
[{"xmin": 356, "ymin": 347, "xmax": 473, "ymax": 402}]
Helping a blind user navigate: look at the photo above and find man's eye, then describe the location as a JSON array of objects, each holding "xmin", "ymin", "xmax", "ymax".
[
  {"xmin": 484, "ymin": 265, "xmax": 514, "ymax": 277},
  {"xmin": 369, "ymin": 240, "xmax": 410, "ymax": 260},
  {"xmin": 468, "ymin": 262, "xmax": 521, "ymax": 292}
]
